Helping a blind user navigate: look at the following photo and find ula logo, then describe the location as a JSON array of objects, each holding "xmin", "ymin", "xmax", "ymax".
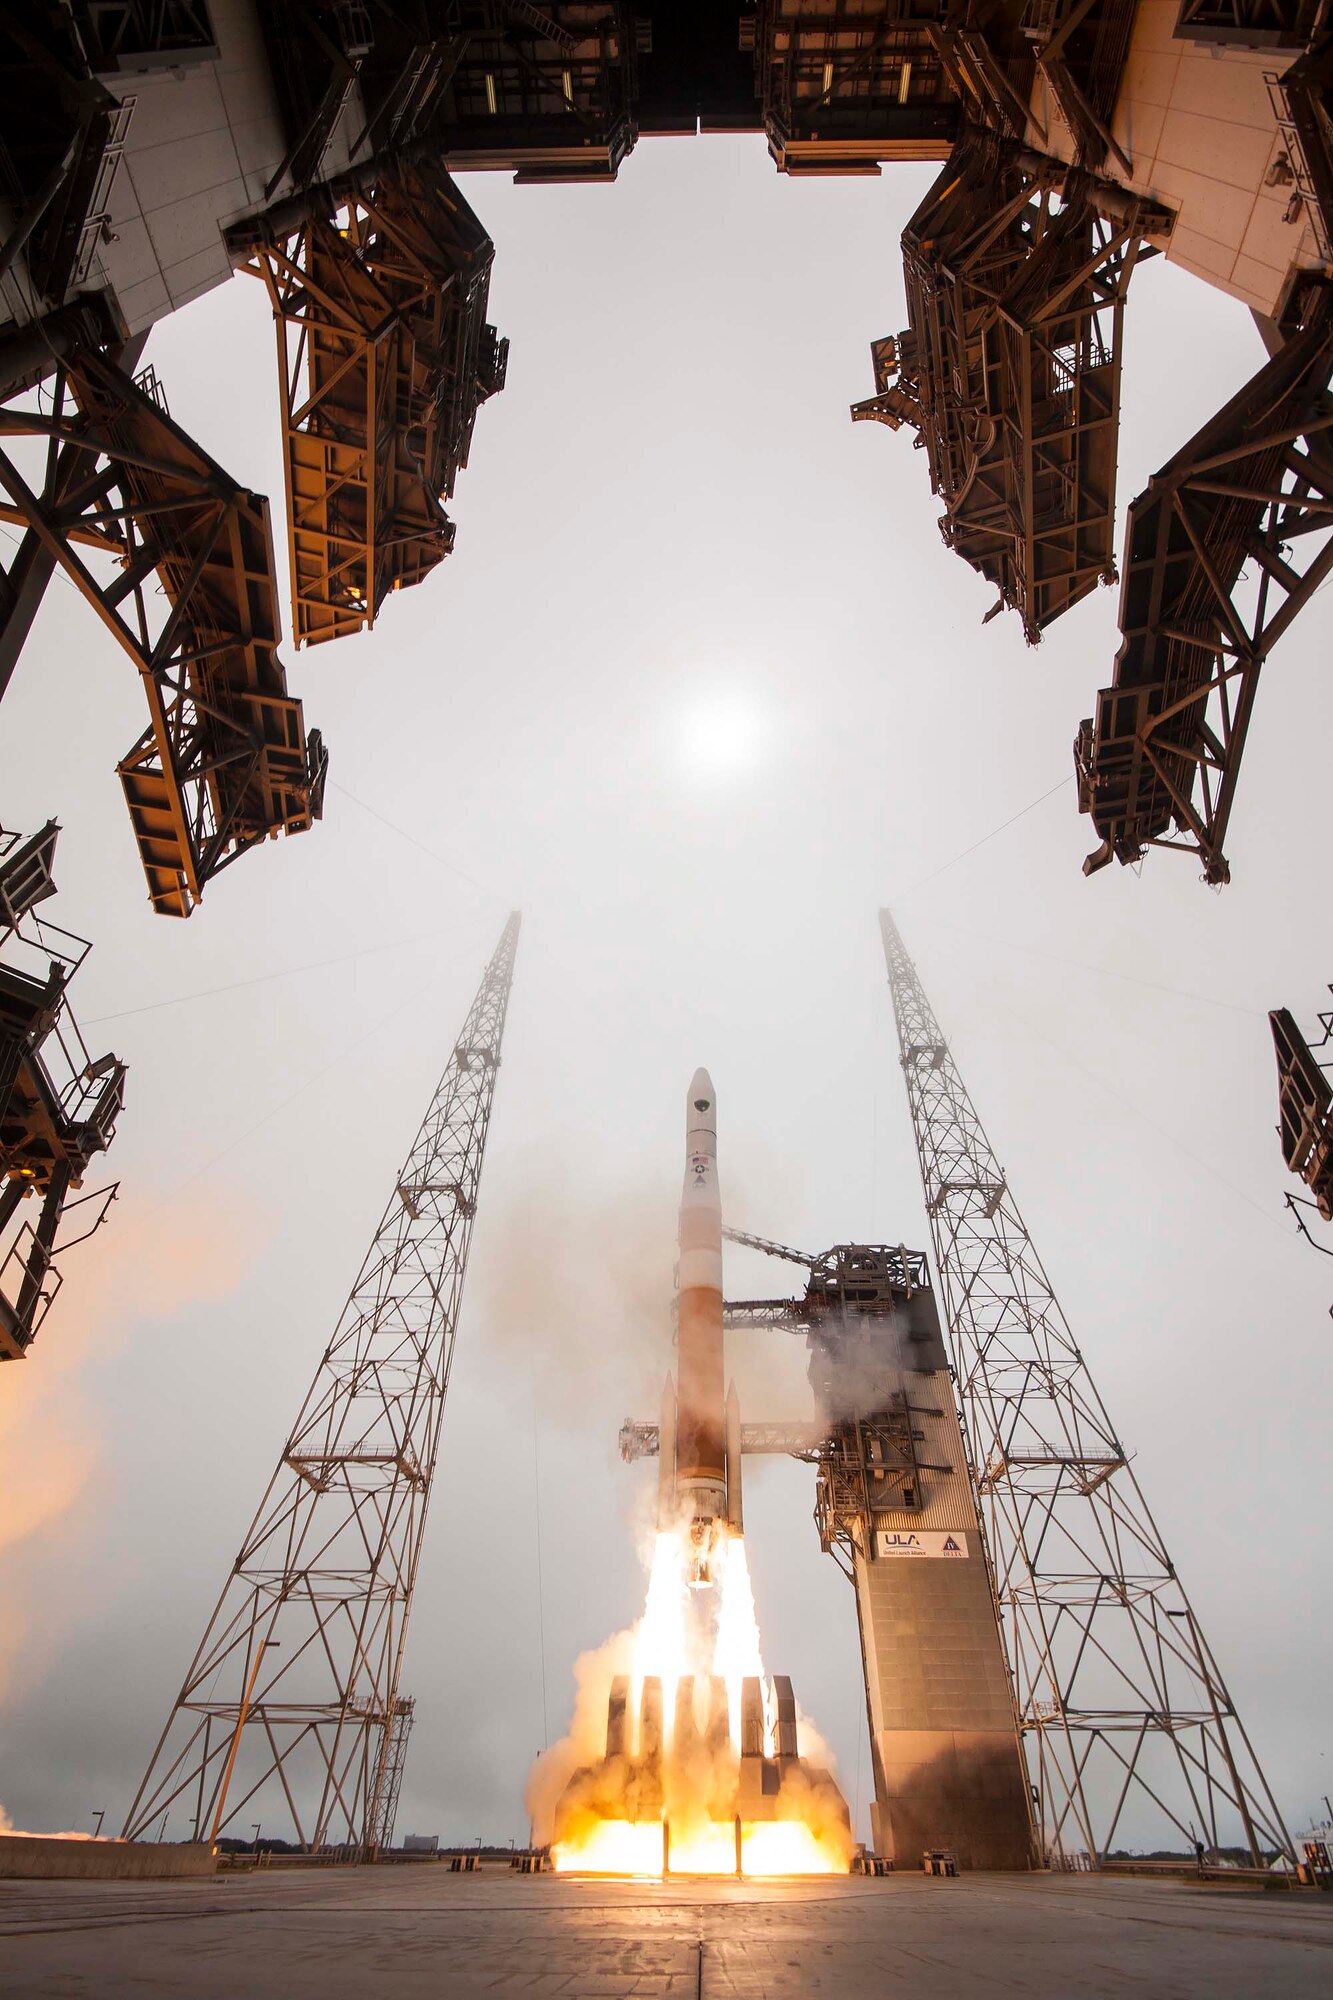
[{"xmin": 884, "ymin": 1534, "xmax": 920, "ymax": 1548}]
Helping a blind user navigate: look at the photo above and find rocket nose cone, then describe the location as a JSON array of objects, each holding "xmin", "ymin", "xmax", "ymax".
[{"xmin": 688, "ymin": 1068, "xmax": 715, "ymax": 1119}]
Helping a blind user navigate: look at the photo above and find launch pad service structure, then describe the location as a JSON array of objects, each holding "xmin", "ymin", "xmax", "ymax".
[
  {"xmin": 625, "ymin": 1070, "xmax": 1033, "ymax": 1872},
  {"xmin": 676, "ymin": 1064, "xmax": 1024, "ymax": 1872},
  {"xmin": 619, "ymin": 929, "xmax": 1292, "ymax": 1874},
  {"xmin": 86, "ymin": 905, "xmax": 1293, "ymax": 1872},
  {"xmin": 815, "ymin": 1259, "xmax": 1034, "ymax": 1870}
]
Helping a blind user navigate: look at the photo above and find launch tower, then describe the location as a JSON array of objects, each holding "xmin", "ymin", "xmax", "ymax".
[
  {"xmin": 123, "ymin": 914, "xmax": 519, "ymax": 1851},
  {"xmin": 623, "ymin": 930, "xmax": 1295, "ymax": 1867},
  {"xmin": 723, "ymin": 1233, "xmax": 1035, "ymax": 1870},
  {"xmin": 880, "ymin": 908, "xmax": 1291, "ymax": 1865}
]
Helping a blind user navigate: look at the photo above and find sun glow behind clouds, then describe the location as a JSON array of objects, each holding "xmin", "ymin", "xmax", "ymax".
[{"xmin": 672, "ymin": 690, "xmax": 773, "ymax": 782}]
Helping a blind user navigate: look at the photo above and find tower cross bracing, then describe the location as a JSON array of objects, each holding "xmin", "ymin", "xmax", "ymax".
[
  {"xmin": 879, "ymin": 909, "xmax": 1291, "ymax": 1866},
  {"xmin": 123, "ymin": 913, "xmax": 520, "ymax": 1850},
  {"xmin": 366, "ymin": 1694, "xmax": 415, "ymax": 1854}
]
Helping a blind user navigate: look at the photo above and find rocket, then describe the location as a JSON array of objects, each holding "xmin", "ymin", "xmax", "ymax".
[{"xmin": 659, "ymin": 1068, "xmax": 743, "ymax": 1583}]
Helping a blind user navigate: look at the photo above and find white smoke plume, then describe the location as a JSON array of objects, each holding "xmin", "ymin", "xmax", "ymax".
[
  {"xmin": 0, "ymin": 1183, "xmax": 263, "ymax": 1695},
  {"xmin": 525, "ymin": 1625, "xmax": 637, "ymax": 1846}
]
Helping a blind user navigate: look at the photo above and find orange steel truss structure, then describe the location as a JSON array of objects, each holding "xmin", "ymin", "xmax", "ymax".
[
  {"xmin": 0, "ymin": 350, "xmax": 325, "ymax": 916},
  {"xmin": 1270, "ymin": 992, "xmax": 1333, "ymax": 1281},
  {"xmin": 1076, "ymin": 302, "xmax": 1333, "ymax": 884},
  {"xmin": 241, "ymin": 161, "xmax": 507, "ymax": 648},
  {"xmin": 0, "ymin": 820, "xmax": 123, "ymax": 1361},
  {"xmin": 853, "ymin": 134, "xmax": 1169, "ymax": 642}
]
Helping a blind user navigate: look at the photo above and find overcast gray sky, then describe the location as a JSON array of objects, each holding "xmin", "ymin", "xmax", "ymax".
[{"xmin": 1, "ymin": 134, "xmax": 1330, "ymax": 1854}]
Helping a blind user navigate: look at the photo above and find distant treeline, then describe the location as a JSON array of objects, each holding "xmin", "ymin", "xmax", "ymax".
[
  {"xmin": 214, "ymin": 1838, "xmax": 526, "ymax": 1858},
  {"xmin": 1107, "ymin": 1848, "xmax": 1280, "ymax": 1864}
]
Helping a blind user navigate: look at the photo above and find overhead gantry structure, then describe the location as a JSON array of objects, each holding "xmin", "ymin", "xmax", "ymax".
[
  {"xmin": 0, "ymin": 821, "xmax": 123, "ymax": 1360},
  {"xmin": 1269, "ymin": 985, "xmax": 1333, "ymax": 1288},
  {"xmin": 232, "ymin": 157, "xmax": 507, "ymax": 649},
  {"xmin": 854, "ymin": 135, "xmax": 1169, "ymax": 642},
  {"xmin": 1075, "ymin": 296, "xmax": 1333, "ymax": 884},
  {"xmin": 6, "ymin": 2, "xmax": 1332, "ymax": 911},
  {"xmin": 0, "ymin": 6, "xmax": 518, "ymax": 925},
  {"xmin": 846, "ymin": 0, "xmax": 1333, "ymax": 886},
  {"xmin": 0, "ymin": 350, "xmax": 326, "ymax": 916}
]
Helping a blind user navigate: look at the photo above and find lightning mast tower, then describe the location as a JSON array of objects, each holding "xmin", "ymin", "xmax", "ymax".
[
  {"xmin": 879, "ymin": 910, "xmax": 1291, "ymax": 1867},
  {"xmin": 124, "ymin": 914, "xmax": 520, "ymax": 1851},
  {"xmin": 366, "ymin": 1696, "xmax": 415, "ymax": 1854}
]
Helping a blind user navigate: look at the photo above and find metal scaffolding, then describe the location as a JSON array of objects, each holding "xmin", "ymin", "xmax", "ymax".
[
  {"xmin": 123, "ymin": 913, "xmax": 520, "ymax": 1849},
  {"xmin": 236, "ymin": 159, "xmax": 507, "ymax": 648},
  {"xmin": 854, "ymin": 134, "xmax": 1168, "ymax": 641},
  {"xmin": 1270, "ymin": 989, "xmax": 1333, "ymax": 1280},
  {"xmin": 622, "ymin": 1232, "xmax": 946, "ymax": 1582},
  {"xmin": 366, "ymin": 1694, "xmax": 415, "ymax": 1852},
  {"xmin": 756, "ymin": 2, "xmax": 960, "ymax": 174},
  {"xmin": 0, "ymin": 820, "xmax": 124, "ymax": 1360},
  {"xmin": 0, "ymin": 348, "xmax": 326, "ymax": 916},
  {"xmin": 879, "ymin": 907, "xmax": 1292, "ymax": 1865},
  {"xmin": 1077, "ymin": 300, "xmax": 1333, "ymax": 885},
  {"xmin": 258, "ymin": 2, "xmax": 639, "ymax": 188}
]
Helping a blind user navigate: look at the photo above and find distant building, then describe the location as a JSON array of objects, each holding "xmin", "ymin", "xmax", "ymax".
[{"xmin": 402, "ymin": 1835, "xmax": 438, "ymax": 1855}]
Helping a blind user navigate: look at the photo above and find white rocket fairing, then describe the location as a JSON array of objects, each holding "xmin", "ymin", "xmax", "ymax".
[{"xmin": 660, "ymin": 1068, "xmax": 743, "ymax": 1581}]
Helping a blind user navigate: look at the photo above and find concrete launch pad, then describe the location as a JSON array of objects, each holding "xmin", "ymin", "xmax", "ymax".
[{"xmin": 0, "ymin": 1865, "xmax": 1329, "ymax": 1999}]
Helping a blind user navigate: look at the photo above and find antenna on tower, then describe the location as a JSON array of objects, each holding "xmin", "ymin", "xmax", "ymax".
[
  {"xmin": 123, "ymin": 913, "xmax": 521, "ymax": 1852},
  {"xmin": 878, "ymin": 908, "xmax": 1291, "ymax": 1868}
]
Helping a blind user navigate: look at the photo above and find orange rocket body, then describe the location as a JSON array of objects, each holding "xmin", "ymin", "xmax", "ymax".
[{"xmin": 659, "ymin": 1069, "xmax": 742, "ymax": 1581}]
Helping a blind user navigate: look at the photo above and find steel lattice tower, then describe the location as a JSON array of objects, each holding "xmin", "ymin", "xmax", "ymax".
[
  {"xmin": 878, "ymin": 909, "xmax": 1291, "ymax": 1866},
  {"xmin": 124, "ymin": 914, "xmax": 520, "ymax": 1850},
  {"xmin": 366, "ymin": 1696, "xmax": 414, "ymax": 1852}
]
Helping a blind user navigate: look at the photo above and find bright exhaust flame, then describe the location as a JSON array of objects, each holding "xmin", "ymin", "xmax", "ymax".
[{"xmin": 542, "ymin": 1527, "xmax": 851, "ymax": 1877}]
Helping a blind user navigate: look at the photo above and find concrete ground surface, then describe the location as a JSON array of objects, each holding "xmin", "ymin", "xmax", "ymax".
[{"xmin": 1, "ymin": 1864, "xmax": 1330, "ymax": 1997}]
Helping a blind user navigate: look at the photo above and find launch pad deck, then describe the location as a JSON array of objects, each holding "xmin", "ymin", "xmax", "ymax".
[{"xmin": 0, "ymin": 1864, "xmax": 1328, "ymax": 1998}]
